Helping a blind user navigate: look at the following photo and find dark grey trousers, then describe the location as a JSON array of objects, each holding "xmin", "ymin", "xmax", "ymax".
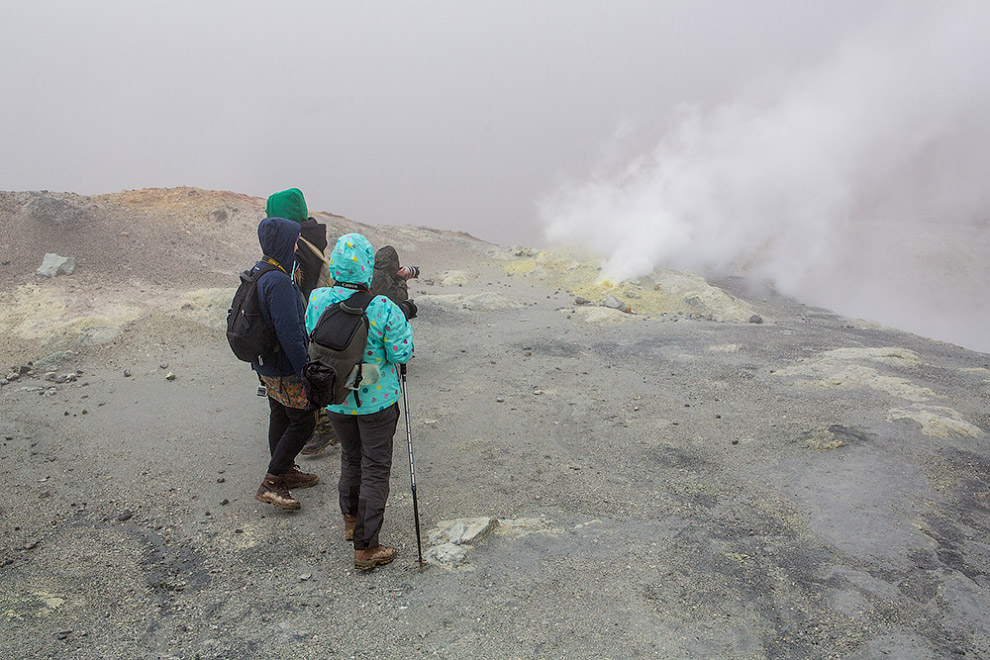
[
  {"xmin": 267, "ymin": 397, "xmax": 316, "ymax": 475},
  {"xmin": 327, "ymin": 404, "xmax": 400, "ymax": 550}
]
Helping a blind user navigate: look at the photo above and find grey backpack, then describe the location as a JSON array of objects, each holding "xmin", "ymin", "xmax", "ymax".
[{"xmin": 305, "ymin": 291, "xmax": 375, "ymax": 407}]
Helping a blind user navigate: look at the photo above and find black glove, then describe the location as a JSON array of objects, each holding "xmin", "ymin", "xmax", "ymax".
[{"xmin": 399, "ymin": 299, "xmax": 418, "ymax": 320}]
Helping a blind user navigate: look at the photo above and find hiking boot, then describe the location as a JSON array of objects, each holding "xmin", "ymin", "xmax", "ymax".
[
  {"xmin": 354, "ymin": 545, "xmax": 398, "ymax": 571},
  {"xmin": 255, "ymin": 473, "xmax": 300, "ymax": 510},
  {"xmin": 300, "ymin": 429, "xmax": 337, "ymax": 455},
  {"xmin": 281, "ymin": 464, "xmax": 319, "ymax": 489},
  {"xmin": 343, "ymin": 514, "xmax": 357, "ymax": 541}
]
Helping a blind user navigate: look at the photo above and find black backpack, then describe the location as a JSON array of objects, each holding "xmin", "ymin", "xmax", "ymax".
[
  {"xmin": 303, "ymin": 291, "xmax": 375, "ymax": 408},
  {"xmin": 226, "ymin": 263, "xmax": 282, "ymax": 362}
]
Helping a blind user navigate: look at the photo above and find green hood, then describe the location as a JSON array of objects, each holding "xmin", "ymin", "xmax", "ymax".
[
  {"xmin": 329, "ymin": 233, "xmax": 375, "ymax": 286},
  {"xmin": 265, "ymin": 188, "xmax": 308, "ymax": 223}
]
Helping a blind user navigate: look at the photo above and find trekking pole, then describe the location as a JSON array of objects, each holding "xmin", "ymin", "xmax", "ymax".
[{"xmin": 400, "ymin": 363, "xmax": 424, "ymax": 570}]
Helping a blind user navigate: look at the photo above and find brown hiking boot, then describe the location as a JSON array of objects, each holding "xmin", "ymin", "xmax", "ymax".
[
  {"xmin": 354, "ymin": 545, "xmax": 398, "ymax": 571},
  {"xmin": 255, "ymin": 473, "xmax": 300, "ymax": 510},
  {"xmin": 281, "ymin": 464, "xmax": 319, "ymax": 489},
  {"xmin": 343, "ymin": 514, "xmax": 357, "ymax": 541}
]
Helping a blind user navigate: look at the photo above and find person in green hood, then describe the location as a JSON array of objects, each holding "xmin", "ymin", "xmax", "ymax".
[
  {"xmin": 265, "ymin": 188, "xmax": 330, "ymax": 304},
  {"xmin": 266, "ymin": 188, "xmax": 338, "ymax": 456}
]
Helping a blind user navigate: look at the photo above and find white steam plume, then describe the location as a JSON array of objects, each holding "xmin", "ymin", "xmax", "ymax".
[{"xmin": 540, "ymin": 3, "xmax": 990, "ymax": 353}]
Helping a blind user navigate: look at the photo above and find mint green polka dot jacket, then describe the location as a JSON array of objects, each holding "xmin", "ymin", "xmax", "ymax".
[{"xmin": 304, "ymin": 233, "xmax": 414, "ymax": 415}]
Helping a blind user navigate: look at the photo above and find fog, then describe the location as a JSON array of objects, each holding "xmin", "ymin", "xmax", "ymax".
[
  {"xmin": 539, "ymin": 2, "xmax": 990, "ymax": 353},
  {"xmin": 3, "ymin": 2, "xmax": 989, "ymax": 351},
  {"xmin": 2, "ymin": 0, "xmax": 879, "ymax": 241}
]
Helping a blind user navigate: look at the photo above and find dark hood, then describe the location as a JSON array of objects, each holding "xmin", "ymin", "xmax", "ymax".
[
  {"xmin": 374, "ymin": 245, "xmax": 400, "ymax": 272},
  {"xmin": 257, "ymin": 217, "xmax": 301, "ymax": 271}
]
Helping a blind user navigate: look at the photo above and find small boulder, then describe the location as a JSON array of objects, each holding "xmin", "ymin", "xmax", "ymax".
[
  {"xmin": 36, "ymin": 253, "xmax": 75, "ymax": 278},
  {"xmin": 424, "ymin": 542, "xmax": 467, "ymax": 566},
  {"xmin": 603, "ymin": 294, "xmax": 630, "ymax": 313},
  {"xmin": 428, "ymin": 517, "xmax": 499, "ymax": 546}
]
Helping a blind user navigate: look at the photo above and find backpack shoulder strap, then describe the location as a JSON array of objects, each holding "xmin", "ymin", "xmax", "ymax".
[
  {"xmin": 297, "ymin": 237, "xmax": 328, "ymax": 263},
  {"xmin": 249, "ymin": 260, "xmax": 283, "ymax": 280},
  {"xmin": 343, "ymin": 290, "xmax": 375, "ymax": 312}
]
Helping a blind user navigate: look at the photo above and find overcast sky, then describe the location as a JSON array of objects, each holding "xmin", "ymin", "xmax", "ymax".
[
  {"xmin": 3, "ymin": 2, "xmax": 989, "ymax": 351},
  {"xmin": 2, "ymin": 0, "xmax": 885, "ymax": 244}
]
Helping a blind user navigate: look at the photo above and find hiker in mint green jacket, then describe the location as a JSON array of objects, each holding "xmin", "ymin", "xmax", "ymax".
[{"xmin": 305, "ymin": 233, "xmax": 414, "ymax": 570}]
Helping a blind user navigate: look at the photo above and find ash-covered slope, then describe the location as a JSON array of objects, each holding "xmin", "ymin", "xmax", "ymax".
[
  {"xmin": 0, "ymin": 188, "xmax": 480, "ymax": 359},
  {"xmin": 0, "ymin": 188, "xmax": 988, "ymax": 659},
  {"xmin": 0, "ymin": 188, "xmax": 761, "ymax": 362}
]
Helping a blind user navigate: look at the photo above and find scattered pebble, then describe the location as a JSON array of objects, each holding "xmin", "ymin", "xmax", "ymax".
[
  {"xmin": 299, "ymin": 573, "xmax": 312, "ymax": 582},
  {"xmin": 123, "ymin": 370, "xmax": 131, "ymax": 378},
  {"xmin": 217, "ymin": 477, "xmax": 225, "ymax": 483},
  {"xmin": 220, "ymin": 499, "xmax": 229, "ymax": 506},
  {"xmin": 165, "ymin": 372, "xmax": 176, "ymax": 381},
  {"xmin": 160, "ymin": 364, "xmax": 169, "ymax": 369},
  {"xmin": 117, "ymin": 509, "xmax": 133, "ymax": 522},
  {"xmin": 496, "ymin": 397, "xmax": 505, "ymax": 403},
  {"xmin": 749, "ymin": 315, "xmax": 763, "ymax": 324}
]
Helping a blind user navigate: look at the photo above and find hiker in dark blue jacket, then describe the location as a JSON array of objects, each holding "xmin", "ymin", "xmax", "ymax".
[{"xmin": 251, "ymin": 216, "xmax": 319, "ymax": 511}]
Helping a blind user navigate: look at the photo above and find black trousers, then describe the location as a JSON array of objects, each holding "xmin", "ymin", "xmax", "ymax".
[
  {"xmin": 267, "ymin": 397, "xmax": 316, "ymax": 475},
  {"xmin": 328, "ymin": 404, "xmax": 400, "ymax": 550}
]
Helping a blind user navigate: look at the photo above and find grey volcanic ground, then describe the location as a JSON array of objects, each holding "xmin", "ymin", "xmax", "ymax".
[{"xmin": 1, "ymin": 189, "xmax": 989, "ymax": 659}]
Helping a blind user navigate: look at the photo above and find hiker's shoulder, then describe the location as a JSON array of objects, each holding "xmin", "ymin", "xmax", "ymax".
[
  {"xmin": 368, "ymin": 294, "xmax": 403, "ymax": 314},
  {"xmin": 256, "ymin": 264, "xmax": 291, "ymax": 291},
  {"xmin": 309, "ymin": 286, "xmax": 343, "ymax": 306}
]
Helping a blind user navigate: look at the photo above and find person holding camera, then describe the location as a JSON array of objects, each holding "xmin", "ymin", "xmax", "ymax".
[{"xmin": 371, "ymin": 245, "xmax": 420, "ymax": 319}]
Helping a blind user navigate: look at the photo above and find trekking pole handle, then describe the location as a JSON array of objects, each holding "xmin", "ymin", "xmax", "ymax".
[{"xmin": 400, "ymin": 362, "xmax": 407, "ymax": 376}]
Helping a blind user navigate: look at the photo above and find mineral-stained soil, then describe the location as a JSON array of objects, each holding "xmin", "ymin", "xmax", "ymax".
[{"xmin": 1, "ymin": 189, "xmax": 988, "ymax": 659}]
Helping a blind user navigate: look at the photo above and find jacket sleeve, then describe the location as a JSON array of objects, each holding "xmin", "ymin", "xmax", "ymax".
[
  {"xmin": 262, "ymin": 274, "xmax": 309, "ymax": 377},
  {"xmin": 378, "ymin": 297, "xmax": 414, "ymax": 364}
]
